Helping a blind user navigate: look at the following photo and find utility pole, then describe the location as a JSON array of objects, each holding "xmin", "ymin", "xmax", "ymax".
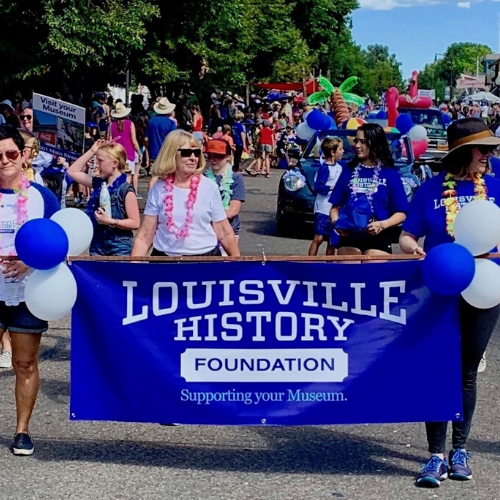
[{"xmin": 125, "ymin": 57, "xmax": 130, "ymax": 106}]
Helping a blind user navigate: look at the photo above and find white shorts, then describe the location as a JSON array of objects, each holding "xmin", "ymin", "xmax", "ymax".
[{"xmin": 127, "ymin": 152, "xmax": 140, "ymax": 174}]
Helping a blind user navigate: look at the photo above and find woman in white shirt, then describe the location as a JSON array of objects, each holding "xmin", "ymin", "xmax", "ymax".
[{"xmin": 132, "ymin": 130, "xmax": 240, "ymax": 257}]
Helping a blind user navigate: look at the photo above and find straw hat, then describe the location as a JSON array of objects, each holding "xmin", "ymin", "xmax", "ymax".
[
  {"xmin": 443, "ymin": 117, "xmax": 500, "ymax": 159},
  {"xmin": 111, "ymin": 102, "xmax": 131, "ymax": 119},
  {"xmin": 153, "ymin": 97, "xmax": 175, "ymax": 115}
]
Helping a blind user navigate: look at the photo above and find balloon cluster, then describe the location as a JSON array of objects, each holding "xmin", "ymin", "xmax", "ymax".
[
  {"xmin": 395, "ymin": 115, "xmax": 428, "ymax": 159},
  {"xmin": 422, "ymin": 200, "xmax": 500, "ymax": 308},
  {"xmin": 15, "ymin": 209, "xmax": 94, "ymax": 321}
]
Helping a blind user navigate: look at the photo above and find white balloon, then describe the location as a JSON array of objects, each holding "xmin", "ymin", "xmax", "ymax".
[
  {"xmin": 25, "ymin": 264, "xmax": 78, "ymax": 321},
  {"xmin": 407, "ymin": 125, "xmax": 427, "ymax": 141},
  {"xmin": 51, "ymin": 208, "xmax": 94, "ymax": 256},
  {"xmin": 461, "ymin": 258, "xmax": 500, "ymax": 309},
  {"xmin": 454, "ymin": 200, "xmax": 500, "ymax": 256},
  {"xmin": 296, "ymin": 121, "xmax": 315, "ymax": 141}
]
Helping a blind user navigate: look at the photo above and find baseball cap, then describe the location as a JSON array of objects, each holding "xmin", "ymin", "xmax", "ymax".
[{"xmin": 206, "ymin": 139, "xmax": 230, "ymax": 155}]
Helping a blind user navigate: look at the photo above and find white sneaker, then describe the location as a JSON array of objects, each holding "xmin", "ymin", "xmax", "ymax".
[
  {"xmin": 0, "ymin": 350, "xmax": 12, "ymax": 369},
  {"xmin": 478, "ymin": 353, "xmax": 486, "ymax": 373}
]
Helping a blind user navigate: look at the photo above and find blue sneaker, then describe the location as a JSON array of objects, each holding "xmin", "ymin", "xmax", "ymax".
[
  {"xmin": 448, "ymin": 449, "xmax": 472, "ymax": 480},
  {"xmin": 10, "ymin": 433, "xmax": 34, "ymax": 456},
  {"xmin": 416, "ymin": 455, "xmax": 449, "ymax": 488}
]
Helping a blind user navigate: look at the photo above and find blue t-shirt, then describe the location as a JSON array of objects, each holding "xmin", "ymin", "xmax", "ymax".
[
  {"xmin": 146, "ymin": 116, "xmax": 177, "ymax": 160},
  {"xmin": 232, "ymin": 122, "xmax": 245, "ymax": 147},
  {"xmin": 488, "ymin": 156, "xmax": 500, "ymax": 178},
  {"xmin": 329, "ymin": 164, "xmax": 409, "ymax": 221},
  {"xmin": 403, "ymin": 171, "xmax": 500, "ymax": 252},
  {"xmin": 213, "ymin": 172, "xmax": 245, "ymax": 234}
]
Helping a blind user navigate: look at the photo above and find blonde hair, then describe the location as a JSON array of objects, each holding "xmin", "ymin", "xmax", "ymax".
[
  {"xmin": 321, "ymin": 137, "xmax": 343, "ymax": 159},
  {"xmin": 19, "ymin": 129, "xmax": 38, "ymax": 180},
  {"xmin": 152, "ymin": 130, "xmax": 205, "ymax": 177},
  {"xmin": 99, "ymin": 143, "xmax": 128, "ymax": 171}
]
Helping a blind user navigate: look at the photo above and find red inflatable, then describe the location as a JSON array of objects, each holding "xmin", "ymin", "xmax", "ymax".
[{"xmin": 386, "ymin": 71, "xmax": 434, "ymax": 127}]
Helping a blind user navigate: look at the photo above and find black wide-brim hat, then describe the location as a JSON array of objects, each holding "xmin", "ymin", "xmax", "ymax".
[{"xmin": 442, "ymin": 117, "xmax": 500, "ymax": 159}]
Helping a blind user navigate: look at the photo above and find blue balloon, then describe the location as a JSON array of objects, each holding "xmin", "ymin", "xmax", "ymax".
[
  {"xmin": 376, "ymin": 110, "xmax": 387, "ymax": 119},
  {"xmin": 307, "ymin": 109, "xmax": 330, "ymax": 131},
  {"xmin": 442, "ymin": 113, "xmax": 451, "ymax": 125},
  {"xmin": 15, "ymin": 219, "xmax": 69, "ymax": 271},
  {"xmin": 328, "ymin": 116, "xmax": 337, "ymax": 129},
  {"xmin": 421, "ymin": 243, "xmax": 475, "ymax": 296},
  {"xmin": 395, "ymin": 114, "xmax": 414, "ymax": 135}
]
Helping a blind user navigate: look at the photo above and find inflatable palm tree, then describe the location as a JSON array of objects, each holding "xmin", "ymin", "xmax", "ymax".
[{"xmin": 308, "ymin": 76, "xmax": 365, "ymax": 126}]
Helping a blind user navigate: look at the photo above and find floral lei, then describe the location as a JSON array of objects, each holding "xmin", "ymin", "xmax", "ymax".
[
  {"xmin": 0, "ymin": 173, "xmax": 30, "ymax": 256},
  {"xmin": 163, "ymin": 174, "xmax": 200, "ymax": 239},
  {"xmin": 350, "ymin": 162, "xmax": 381, "ymax": 204},
  {"xmin": 443, "ymin": 172, "xmax": 487, "ymax": 237},
  {"xmin": 204, "ymin": 165, "xmax": 234, "ymax": 209}
]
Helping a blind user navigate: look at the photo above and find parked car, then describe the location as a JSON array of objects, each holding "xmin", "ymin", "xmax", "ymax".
[{"xmin": 276, "ymin": 128, "xmax": 432, "ymax": 237}]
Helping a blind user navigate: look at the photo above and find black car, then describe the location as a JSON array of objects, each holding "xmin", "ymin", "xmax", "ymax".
[{"xmin": 276, "ymin": 128, "xmax": 430, "ymax": 237}]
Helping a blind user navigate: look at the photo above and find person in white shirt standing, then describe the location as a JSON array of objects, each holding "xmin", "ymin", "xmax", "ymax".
[
  {"xmin": 0, "ymin": 125, "xmax": 60, "ymax": 456},
  {"xmin": 132, "ymin": 130, "xmax": 240, "ymax": 257}
]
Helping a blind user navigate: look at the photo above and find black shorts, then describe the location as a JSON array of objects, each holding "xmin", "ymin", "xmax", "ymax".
[
  {"xmin": 338, "ymin": 231, "xmax": 393, "ymax": 254},
  {"xmin": 0, "ymin": 301, "xmax": 48, "ymax": 334}
]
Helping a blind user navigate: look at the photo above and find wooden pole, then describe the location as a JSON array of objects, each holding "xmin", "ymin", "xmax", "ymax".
[{"xmin": 66, "ymin": 254, "xmax": 423, "ymax": 263}]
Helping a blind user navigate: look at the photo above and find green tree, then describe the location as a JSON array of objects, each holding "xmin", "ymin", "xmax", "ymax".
[
  {"xmin": 289, "ymin": 0, "xmax": 359, "ymax": 80},
  {"xmin": 0, "ymin": 0, "xmax": 159, "ymax": 95}
]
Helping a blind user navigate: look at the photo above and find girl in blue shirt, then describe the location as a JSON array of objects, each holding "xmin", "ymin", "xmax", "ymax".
[
  {"xmin": 329, "ymin": 123, "xmax": 408, "ymax": 255},
  {"xmin": 400, "ymin": 118, "xmax": 500, "ymax": 488}
]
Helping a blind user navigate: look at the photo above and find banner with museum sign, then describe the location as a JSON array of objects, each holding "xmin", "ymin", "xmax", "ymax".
[{"xmin": 69, "ymin": 260, "xmax": 462, "ymax": 425}]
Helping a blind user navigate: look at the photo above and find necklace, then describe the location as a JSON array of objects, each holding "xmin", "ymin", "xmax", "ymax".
[
  {"xmin": 204, "ymin": 165, "xmax": 234, "ymax": 209},
  {"xmin": 350, "ymin": 162, "xmax": 381, "ymax": 200},
  {"xmin": 443, "ymin": 172, "xmax": 487, "ymax": 237},
  {"xmin": 0, "ymin": 173, "xmax": 30, "ymax": 256},
  {"xmin": 163, "ymin": 174, "xmax": 200, "ymax": 239}
]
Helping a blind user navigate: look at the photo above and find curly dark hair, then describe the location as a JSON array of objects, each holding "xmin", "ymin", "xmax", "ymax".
[
  {"xmin": 348, "ymin": 123, "xmax": 395, "ymax": 169},
  {"xmin": 0, "ymin": 124, "xmax": 25, "ymax": 152}
]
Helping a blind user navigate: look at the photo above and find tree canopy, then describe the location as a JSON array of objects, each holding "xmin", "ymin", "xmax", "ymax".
[
  {"xmin": 418, "ymin": 42, "xmax": 492, "ymax": 100},
  {"xmin": 0, "ymin": 0, "xmax": 404, "ymax": 101}
]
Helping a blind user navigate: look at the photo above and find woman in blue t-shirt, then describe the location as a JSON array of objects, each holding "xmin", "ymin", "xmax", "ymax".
[
  {"xmin": 400, "ymin": 118, "xmax": 500, "ymax": 488},
  {"xmin": 329, "ymin": 123, "xmax": 408, "ymax": 255}
]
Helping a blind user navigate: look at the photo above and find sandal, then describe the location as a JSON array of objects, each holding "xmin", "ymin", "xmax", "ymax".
[
  {"xmin": 265, "ymin": 174, "xmax": 270, "ymax": 178},
  {"xmin": 245, "ymin": 167, "xmax": 255, "ymax": 176}
]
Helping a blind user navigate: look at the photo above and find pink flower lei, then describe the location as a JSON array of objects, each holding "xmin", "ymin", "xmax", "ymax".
[
  {"xmin": 163, "ymin": 174, "xmax": 200, "ymax": 239},
  {"xmin": 0, "ymin": 172, "xmax": 30, "ymax": 256}
]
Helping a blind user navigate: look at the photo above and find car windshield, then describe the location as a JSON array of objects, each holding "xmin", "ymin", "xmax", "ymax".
[
  {"xmin": 399, "ymin": 109, "xmax": 446, "ymax": 134},
  {"xmin": 304, "ymin": 129, "xmax": 411, "ymax": 165}
]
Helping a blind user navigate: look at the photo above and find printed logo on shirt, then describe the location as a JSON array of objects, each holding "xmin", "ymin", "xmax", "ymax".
[
  {"xmin": 350, "ymin": 177, "xmax": 387, "ymax": 194},
  {"xmin": 434, "ymin": 196, "xmax": 496, "ymax": 210},
  {"xmin": 0, "ymin": 220, "xmax": 16, "ymax": 234}
]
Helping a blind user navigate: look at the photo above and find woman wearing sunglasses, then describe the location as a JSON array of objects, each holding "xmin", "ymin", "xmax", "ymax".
[
  {"xmin": 19, "ymin": 106, "xmax": 34, "ymax": 133},
  {"xmin": 132, "ymin": 130, "xmax": 240, "ymax": 257},
  {"xmin": 329, "ymin": 123, "xmax": 408, "ymax": 256},
  {"xmin": 0, "ymin": 125, "xmax": 60, "ymax": 456},
  {"xmin": 400, "ymin": 118, "xmax": 500, "ymax": 488}
]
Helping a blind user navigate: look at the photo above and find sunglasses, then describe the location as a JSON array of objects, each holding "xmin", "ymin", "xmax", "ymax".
[
  {"xmin": 477, "ymin": 145, "xmax": 496, "ymax": 155},
  {"xmin": 178, "ymin": 148, "xmax": 202, "ymax": 158},
  {"xmin": 0, "ymin": 150, "xmax": 20, "ymax": 161},
  {"xmin": 20, "ymin": 114, "xmax": 32, "ymax": 121},
  {"xmin": 353, "ymin": 138, "xmax": 367, "ymax": 145}
]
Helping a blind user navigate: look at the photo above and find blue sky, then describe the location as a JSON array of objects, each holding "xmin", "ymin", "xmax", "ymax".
[{"xmin": 352, "ymin": 0, "xmax": 500, "ymax": 81}]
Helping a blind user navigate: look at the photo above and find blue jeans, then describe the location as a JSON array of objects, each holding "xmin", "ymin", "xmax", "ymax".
[{"xmin": 90, "ymin": 229, "xmax": 133, "ymax": 256}]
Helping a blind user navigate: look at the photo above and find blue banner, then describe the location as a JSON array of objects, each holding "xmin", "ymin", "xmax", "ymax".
[{"xmin": 70, "ymin": 261, "xmax": 462, "ymax": 425}]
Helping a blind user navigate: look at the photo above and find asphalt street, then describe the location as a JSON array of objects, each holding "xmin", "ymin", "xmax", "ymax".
[{"xmin": 1, "ymin": 172, "xmax": 499, "ymax": 500}]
